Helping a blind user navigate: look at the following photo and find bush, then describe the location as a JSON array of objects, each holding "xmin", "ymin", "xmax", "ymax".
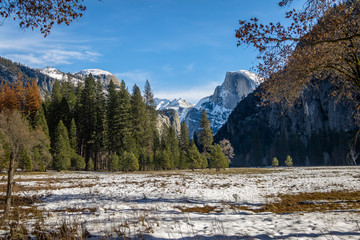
[
  {"xmin": 272, "ymin": 157, "xmax": 279, "ymax": 167},
  {"xmin": 285, "ymin": 155, "xmax": 293, "ymax": 167},
  {"xmin": 71, "ymin": 152, "xmax": 86, "ymax": 170}
]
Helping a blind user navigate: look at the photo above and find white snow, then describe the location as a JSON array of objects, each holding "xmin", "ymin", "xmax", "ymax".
[
  {"xmin": 75, "ymin": 69, "xmax": 113, "ymax": 77},
  {"xmin": 4, "ymin": 166, "xmax": 360, "ymax": 239},
  {"xmin": 231, "ymin": 70, "xmax": 264, "ymax": 87}
]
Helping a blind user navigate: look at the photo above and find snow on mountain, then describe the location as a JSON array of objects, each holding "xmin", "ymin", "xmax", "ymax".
[
  {"xmin": 40, "ymin": 67, "xmax": 83, "ymax": 85},
  {"xmin": 40, "ymin": 67, "xmax": 121, "ymax": 88},
  {"xmin": 74, "ymin": 69, "xmax": 121, "ymax": 87},
  {"xmin": 74, "ymin": 69, "xmax": 113, "ymax": 77},
  {"xmin": 184, "ymin": 70, "xmax": 262, "ymax": 137},
  {"xmin": 155, "ymin": 98, "xmax": 194, "ymax": 122}
]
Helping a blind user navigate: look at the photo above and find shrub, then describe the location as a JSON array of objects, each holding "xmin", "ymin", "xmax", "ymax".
[{"xmin": 272, "ymin": 157, "xmax": 279, "ymax": 167}]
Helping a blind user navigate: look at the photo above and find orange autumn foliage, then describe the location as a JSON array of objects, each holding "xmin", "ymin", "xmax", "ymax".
[{"xmin": 0, "ymin": 79, "xmax": 41, "ymax": 118}]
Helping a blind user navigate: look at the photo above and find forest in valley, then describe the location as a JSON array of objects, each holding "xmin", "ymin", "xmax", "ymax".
[{"xmin": 0, "ymin": 75, "xmax": 230, "ymax": 173}]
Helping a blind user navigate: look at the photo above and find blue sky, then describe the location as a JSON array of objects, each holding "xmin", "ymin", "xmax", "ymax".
[{"xmin": 0, "ymin": 0, "xmax": 293, "ymax": 103}]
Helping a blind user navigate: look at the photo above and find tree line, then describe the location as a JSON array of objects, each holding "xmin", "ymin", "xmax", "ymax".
[{"xmin": 0, "ymin": 74, "xmax": 231, "ymax": 173}]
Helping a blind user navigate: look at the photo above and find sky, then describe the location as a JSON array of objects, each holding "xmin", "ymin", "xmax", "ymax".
[{"xmin": 0, "ymin": 0, "xmax": 296, "ymax": 103}]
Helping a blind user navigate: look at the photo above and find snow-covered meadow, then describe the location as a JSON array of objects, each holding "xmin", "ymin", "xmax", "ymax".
[{"xmin": 3, "ymin": 167, "xmax": 360, "ymax": 239}]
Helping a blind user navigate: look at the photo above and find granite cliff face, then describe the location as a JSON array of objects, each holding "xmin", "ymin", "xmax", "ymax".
[
  {"xmin": 184, "ymin": 70, "xmax": 262, "ymax": 137},
  {"xmin": 215, "ymin": 78, "xmax": 359, "ymax": 167},
  {"xmin": 156, "ymin": 109, "xmax": 181, "ymax": 134}
]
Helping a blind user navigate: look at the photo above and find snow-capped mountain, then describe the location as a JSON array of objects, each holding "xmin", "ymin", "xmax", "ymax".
[
  {"xmin": 184, "ymin": 70, "xmax": 263, "ymax": 137},
  {"xmin": 155, "ymin": 98, "xmax": 194, "ymax": 122},
  {"xmin": 40, "ymin": 67, "xmax": 121, "ymax": 88}
]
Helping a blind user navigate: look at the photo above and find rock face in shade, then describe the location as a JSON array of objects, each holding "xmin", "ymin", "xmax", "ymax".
[
  {"xmin": 156, "ymin": 109, "xmax": 181, "ymax": 134},
  {"xmin": 215, "ymin": 77, "xmax": 359, "ymax": 167},
  {"xmin": 184, "ymin": 70, "xmax": 263, "ymax": 138}
]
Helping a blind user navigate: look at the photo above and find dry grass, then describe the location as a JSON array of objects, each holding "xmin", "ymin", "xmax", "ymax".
[
  {"xmin": 176, "ymin": 206, "xmax": 216, "ymax": 214},
  {"xmin": 235, "ymin": 190, "xmax": 360, "ymax": 214}
]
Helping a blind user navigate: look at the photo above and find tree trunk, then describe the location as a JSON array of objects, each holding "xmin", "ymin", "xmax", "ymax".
[{"xmin": 4, "ymin": 152, "xmax": 15, "ymax": 219}]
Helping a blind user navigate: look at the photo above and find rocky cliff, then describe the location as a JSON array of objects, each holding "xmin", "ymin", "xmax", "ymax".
[
  {"xmin": 215, "ymin": 77, "xmax": 359, "ymax": 167},
  {"xmin": 156, "ymin": 109, "xmax": 181, "ymax": 134},
  {"xmin": 185, "ymin": 70, "xmax": 262, "ymax": 137}
]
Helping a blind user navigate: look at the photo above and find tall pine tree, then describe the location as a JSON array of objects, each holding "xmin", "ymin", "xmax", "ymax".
[{"xmin": 198, "ymin": 109, "xmax": 213, "ymax": 157}]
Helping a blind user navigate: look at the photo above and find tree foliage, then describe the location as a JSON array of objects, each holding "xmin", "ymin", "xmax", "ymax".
[
  {"xmin": 236, "ymin": 0, "xmax": 360, "ymax": 105},
  {"xmin": 0, "ymin": 0, "xmax": 86, "ymax": 37}
]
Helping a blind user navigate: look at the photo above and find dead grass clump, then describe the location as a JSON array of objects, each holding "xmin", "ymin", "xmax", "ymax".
[
  {"xmin": 244, "ymin": 190, "xmax": 360, "ymax": 214},
  {"xmin": 177, "ymin": 206, "xmax": 215, "ymax": 214},
  {"xmin": 0, "ymin": 183, "xmax": 96, "ymax": 193},
  {"xmin": 53, "ymin": 208, "xmax": 97, "ymax": 214}
]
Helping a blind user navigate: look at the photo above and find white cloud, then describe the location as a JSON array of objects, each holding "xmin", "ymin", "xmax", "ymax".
[
  {"xmin": 6, "ymin": 50, "xmax": 101, "ymax": 67},
  {"xmin": 0, "ymin": 24, "xmax": 102, "ymax": 67},
  {"xmin": 155, "ymin": 81, "xmax": 219, "ymax": 104}
]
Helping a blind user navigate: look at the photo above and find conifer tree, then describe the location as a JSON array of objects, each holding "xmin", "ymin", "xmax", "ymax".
[
  {"xmin": 94, "ymin": 79, "xmax": 107, "ymax": 169},
  {"xmin": 201, "ymin": 153, "xmax": 208, "ymax": 169},
  {"xmin": 164, "ymin": 125, "xmax": 180, "ymax": 169},
  {"xmin": 78, "ymin": 74, "xmax": 97, "ymax": 161},
  {"xmin": 52, "ymin": 120, "xmax": 71, "ymax": 171},
  {"xmin": 130, "ymin": 85, "xmax": 147, "ymax": 155},
  {"xmin": 108, "ymin": 153, "xmax": 120, "ymax": 171},
  {"xmin": 69, "ymin": 118, "xmax": 77, "ymax": 150},
  {"xmin": 118, "ymin": 80, "xmax": 133, "ymax": 152},
  {"xmin": 180, "ymin": 121, "xmax": 190, "ymax": 151},
  {"xmin": 209, "ymin": 144, "xmax": 228, "ymax": 171},
  {"xmin": 187, "ymin": 141, "xmax": 202, "ymax": 170},
  {"xmin": 272, "ymin": 157, "xmax": 279, "ymax": 167},
  {"xmin": 123, "ymin": 151, "xmax": 139, "ymax": 172},
  {"xmin": 19, "ymin": 146, "xmax": 32, "ymax": 172},
  {"xmin": 86, "ymin": 157, "xmax": 94, "ymax": 171},
  {"xmin": 33, "ymin": 106, "xmax": 50, "ymax": 137},
  {"xmin": 142, "ymin": 80, "xmax": 157, "ymax": 170},
  {"xmin": 198, "ymin": 109, "xmax": 213, "ymax": 156},
  {"xmin": 285, "ymin": 155, "xmax": 293, "ymax": 167},
  {"xmin": 107, "ymin": 80, "xmax": 122, "ymax": 153},
  {"xmin": 25, "ymin": 80, "xmax": 41, "ymax": 120}
]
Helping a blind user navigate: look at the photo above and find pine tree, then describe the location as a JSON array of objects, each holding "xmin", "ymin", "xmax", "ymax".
[
  {"xmin": 108, "ymin": 153, "xmax": 120, "ymax": 171},
  {"xmin": 142, "ymin": 80, "xmax": 157, "ymax": 170},
  {"xmin": 33, "ymin": 106, "xmax": 50, "ymax": 137},
  {"xmin": 86, "ymin": 157, "xmax": 94, "ymax": 171},
  {"xmin": 130, "ymin": 84, "xmax": 147, "ymax": 155},
  {"xmin": 94, "ymin": 79, "xmax": 107, "ymax": 169},
  {"xmin": 25, "ymin": 80, "xmax": 41, "ymax": 120},
  {"xmin": 285, "ymin": 155, "xmax": 293, "ymax": 167},
  {"xmin": 209, "ymin": 144, "xmax": 228, "ymax": 171},
  {"xmin": 123, "ymin": 152, "xmax": 139, "ymax": 172},
  {"xmin": 201, "ymin": 153, "xmax": 208, "ymax": 169},
  {"xmin": 52, "ymin": 120, "xmax": 71, "ymax": 171},
  {"xmin": 272, "ymin": 157, "xmax": 279, "ymax": 167},
  {"xmin": 78, "ymin": 74, "xmax": 97, "ymax": 162},
  {"xmin": 198, "ymin": 109, "xmax": 213, "ymax": 156},
  {"xmin": 164, "ymin": 125, "xmax": 180, "ymax": 169},
  {"xmin": 19, "ymin": 146, "xmax": 32, "ymax": 172},
  {"xmin": 180, "ymin": 121, "xmax": 190, "ymax": 151},
  {"xmin": 69, "ymin": 118, "xmax": 77, "ymax": 150},
  {"xmin": 187, "ymin": 141, "xmax": 202, "ymax": 170}
]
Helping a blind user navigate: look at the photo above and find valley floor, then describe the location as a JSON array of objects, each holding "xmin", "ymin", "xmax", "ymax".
[{"xmin": 0, "ymin": 167, "xmax": 359, "ymax": 239}]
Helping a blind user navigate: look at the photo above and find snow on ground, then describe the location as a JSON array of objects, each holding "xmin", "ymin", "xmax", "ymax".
[{"xmin": 3, "ymin": 167, "xmax": 360, "ymax": 239}]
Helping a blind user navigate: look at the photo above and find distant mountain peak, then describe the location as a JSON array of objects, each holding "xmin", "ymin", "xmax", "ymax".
[
  {"xmin": 74, "ymin": 69, "xmax": 113, "ymax": 76},
  {"xmin": 185, "ymin": 70, "xmax": 262, "ymax": 137}
]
